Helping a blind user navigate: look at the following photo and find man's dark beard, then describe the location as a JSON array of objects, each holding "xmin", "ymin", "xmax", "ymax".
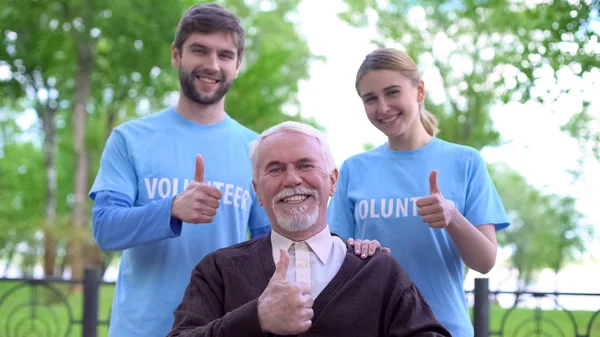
[{"xmin": 178, "ymin": 67, "xmax": 233, "ymax": 105}]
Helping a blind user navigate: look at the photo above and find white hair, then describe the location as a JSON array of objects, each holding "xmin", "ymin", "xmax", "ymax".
[{"xmin": 249, "ymin": 121, "xmax": 336, "ymax": 180}]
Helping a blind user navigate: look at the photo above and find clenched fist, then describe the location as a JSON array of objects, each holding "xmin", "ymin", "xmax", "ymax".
[
  {"xmin": 171, "ymin": 154, "xmax": 223, "ymax": 224},
  {"xmin": 258, "ymin": 249, "xmax": 314, "ymax": 335}
]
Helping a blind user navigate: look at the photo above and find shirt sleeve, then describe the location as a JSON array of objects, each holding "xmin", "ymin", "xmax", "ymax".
[
  {"xmin": 92, "ymin": 190, "xmax": 182, "ymax": 251},
  {"xmin": 89, "ymin": 129, "xmax": 137, "ymax": 201},
  {"xmin": 168, "ymin": 256, "xmax": 265, "ymax": 337},
  {"xmin": 248, "ymin": 190, "xmax": 271, "ymax": 238},
  {"xmin": 464, "ymin": 150, "xmax": 510, "ymax": 231},
  {"xmin": 327, "ymin": 161, "xmax": 356, "ymax": 239}
]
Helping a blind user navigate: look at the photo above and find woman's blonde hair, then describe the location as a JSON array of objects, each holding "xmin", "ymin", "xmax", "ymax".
[{"xmin": 355, "ymin": 48, "xmax": 439, "ymax": 136}]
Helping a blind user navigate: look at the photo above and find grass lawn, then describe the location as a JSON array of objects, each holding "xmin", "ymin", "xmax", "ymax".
[
  {"xmin": 477, "ymin": 305, "xmax": 600, "ymax": 336},
  {"xmin": 1, "ymin": 280, "xmax": 598, "ymax": 336}
]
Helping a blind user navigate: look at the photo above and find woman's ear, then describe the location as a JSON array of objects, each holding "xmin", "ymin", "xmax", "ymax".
[{"xmin": 417, "ymin": 80, "xmax": 426, "ymax": 103}]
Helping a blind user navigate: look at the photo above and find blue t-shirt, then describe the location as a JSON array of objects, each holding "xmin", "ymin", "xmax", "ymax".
[
  {"xmin": 89, "ymin": 107, "xmax": 270, "ymax": 337},
  {"xmin": 327, "ymin": 137, "xmax": 509, "ymax": 337}
]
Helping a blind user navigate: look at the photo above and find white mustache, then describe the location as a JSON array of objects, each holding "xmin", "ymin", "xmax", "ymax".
[{"xmin": 272, "ymin": 186, "xmax": 317, "ymax": 203}]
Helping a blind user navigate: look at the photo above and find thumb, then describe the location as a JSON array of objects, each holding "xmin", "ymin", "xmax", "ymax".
[
  {"xmin": 429, "ymin": 170, "xmax": 440, "ymax": 195},
  {"xmin": 194, "ymin": 154, "xmax": 205, "ymax": 182},
  {"xmin": 272, "ymin": 248, "xmax": 289, "ymax": 280}
]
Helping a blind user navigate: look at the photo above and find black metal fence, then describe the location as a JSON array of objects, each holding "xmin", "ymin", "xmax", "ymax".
[
  {"xmin": 469, "ymin": 278, "xmax": 600, "ymax": 337},
  {"xmin": 0, "ymin": 268, "xmax": 112, "ymax": 337},
  {"xmin": 0, "ymin": 271, "xmax": 598, "ymax": 337}
]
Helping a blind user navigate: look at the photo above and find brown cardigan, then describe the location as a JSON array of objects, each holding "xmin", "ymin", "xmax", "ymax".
[{"xmin": 168, "ymin": 233, "xmax": 452, "ymax": 337}]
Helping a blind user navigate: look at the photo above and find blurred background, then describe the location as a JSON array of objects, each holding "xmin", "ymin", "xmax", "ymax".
[{"xmin": 0, "ymin": 0, "xmax": 598, "ymax": 336}]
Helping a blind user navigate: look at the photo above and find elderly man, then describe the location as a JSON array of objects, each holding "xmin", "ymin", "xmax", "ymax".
[{"xmin": 168, "ymin": 121, "xmax": 451, "ymax": 337}]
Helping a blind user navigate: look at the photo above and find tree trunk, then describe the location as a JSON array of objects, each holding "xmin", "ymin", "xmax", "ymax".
[
  {"xmin": 1, "ymin": 246, "xmax": 16, "ymax": 277},
  {"xmin": 105, "ymin": 106, "xmax": 117, "ymax": 141},
  {"xmin": 58, "ymin": 240, "xmax": 69, "ymax": 277},
  {"xmin": 105, "ymin": 87, "xmax": 129, "ymax": 140},
  {"xmin": 86, "ymin": 243, "xmax": 106, "ymax": 275},
  {"xmin": 40, "ymin": 103, "xmax": 58, "ymax": 278},
  {"xmin": 69, "ymin": 31, "xmax": 94, "ymax": 284}
]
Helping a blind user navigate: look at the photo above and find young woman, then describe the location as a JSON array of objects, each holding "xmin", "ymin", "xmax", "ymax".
[{"xmin": 327, "ymin": 48, "xmax": 510, "ymax": 337}]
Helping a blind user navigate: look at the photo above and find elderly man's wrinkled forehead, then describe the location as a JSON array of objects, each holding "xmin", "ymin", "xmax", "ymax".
[{"xmin": 256, "ymin": 130, "xmax": 324, "ymax": 167}]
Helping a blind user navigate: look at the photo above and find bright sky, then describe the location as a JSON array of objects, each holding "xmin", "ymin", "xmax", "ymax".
[{"xmin": 294, "ymin": 0, "xmax": 600, "ymax": 261}]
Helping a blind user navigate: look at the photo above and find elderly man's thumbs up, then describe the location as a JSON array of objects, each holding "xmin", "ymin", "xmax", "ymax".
[{"xmin": 258, "ymin": 249, "xmax": 314, "ymax": 335}]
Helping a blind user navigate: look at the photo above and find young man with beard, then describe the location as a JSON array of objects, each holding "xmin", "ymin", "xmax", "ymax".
[
  {"xmin": 90, "ymin": 4, "xmax": 384, "ymax": 337},
  {"xmin": 89, "ymin": 4, "xmax": 269, "ymax": 337},
  {"xmin": 168, "ymin": 121, "xmax": 451, "ymax": 337}
]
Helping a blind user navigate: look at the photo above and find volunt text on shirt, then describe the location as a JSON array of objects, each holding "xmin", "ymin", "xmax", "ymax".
[{"xmin": 354, "ymin": 197, "xmax": 456, "ymax": 220}]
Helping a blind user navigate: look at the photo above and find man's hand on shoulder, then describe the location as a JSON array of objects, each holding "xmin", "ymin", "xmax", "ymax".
[
  {"xmin": 171, "ymin": 154, "xmax": 223, "ymax": 224},
  {"xmin": 347, "ymin": 238, "xmax": 392, "ymax": 259}
]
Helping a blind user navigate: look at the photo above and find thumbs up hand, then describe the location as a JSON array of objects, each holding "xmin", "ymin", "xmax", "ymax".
[
  {"xmin": 415, "ymin": 170, "xmax": 457, "ymax": 229},
  {"xmin": 258, "ymin": 249, "xmax": 314, "ymax": 335},
  {"xmin": 171, "ymin": 154, "xmax": 223, "ymax": 224}
]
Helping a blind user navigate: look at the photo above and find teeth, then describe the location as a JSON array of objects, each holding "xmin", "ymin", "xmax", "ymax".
[
  {"xmin": 198, "ymin": 77, "xmax": 217, "ymax": 83},
  {"xmin": 282, "ymin": 195, "xmax": 308, "ymax": 203},
  {"xmin": 381, "ymin": 115, "xmax": 398, "ymax": 123}
]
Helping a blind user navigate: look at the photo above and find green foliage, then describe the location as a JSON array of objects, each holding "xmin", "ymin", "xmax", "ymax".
[
  {"xmin": 339, "ymin": 0, "xmax": 599, "ymax": 151},
  {"xmin": 561, "ymin": 108, "xmax": 600, "ymax": 161},
  {"xmin": 222, "ymin": 0, "xmax": 324, "ymax": 132},
  {"xmin": 0, "ymin": 0, "xmax": 320, "ymax": 272},
  {"xmin": 0, "ymin": 114, "xmax": 44, "ymax": 253},
  {"xmin": 363, "ymin": 142, "xmax": 375, "ymax": 151},
  {"xmin": 489, "ymin": 163, "xmax": 591, "ymax": 287}
]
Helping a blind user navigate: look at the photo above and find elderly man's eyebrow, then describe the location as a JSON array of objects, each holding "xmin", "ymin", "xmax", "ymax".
[
  {"xmin": 297, "ymin": 157, "xmax": 315, "ymax": 164},
  {"xmin": 264, "ymin": 157, "xmax": 316, "ymax": 170},
  {"xmin": 264, "ymin": 160, "xmax": 284, "ymax": 170}
]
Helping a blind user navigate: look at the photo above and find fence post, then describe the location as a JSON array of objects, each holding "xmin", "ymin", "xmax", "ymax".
[
  {"xmin": 83, "ymin": 267, "xmax": 100, "ymax": 337},
  {"xmin": 473, "ymin": 278, "xmax": 490, "ymax": 337}
]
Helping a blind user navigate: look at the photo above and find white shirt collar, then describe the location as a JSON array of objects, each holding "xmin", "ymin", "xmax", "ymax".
[{"xmin": 271, "ymin": 225, "xmax": 334, "ymax": 265}]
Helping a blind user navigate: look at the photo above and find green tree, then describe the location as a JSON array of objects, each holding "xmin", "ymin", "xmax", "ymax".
[
  {"xmin": 218, "ymin": 0, "xmax": 322, "ymax": 131},
  {"xmin": 339, "ymin": 0, "xmax": 599, "ymax": 151},
  {"xmin": 489, "ymin": 164, "xmax": 590, "ymax": 289},
  {"xmin": 0, "ymin": 0, "xmax": 320, "ymax": 280},
  {"xmin": 0, "ymin": 0, "xmax": 76, "ymax": 277},
  {"xmin": 1, "ymin": 0, "xmax": 193, "ymax": 280},
  {"xmin": 0, "ymin": 132, "xmax": 46, "ymax": 275},
  {"xmin": 67, "ymin": 0, "xmax": 185, "ymax": 281}
]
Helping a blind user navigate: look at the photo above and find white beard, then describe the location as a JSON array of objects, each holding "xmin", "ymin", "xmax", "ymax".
[
  {"xmin": 275, "ymin": 205, "xmax": 319, "ymax": 232},
  {"xmin": 272, "ymin": 187, "xmax": 320, "ymax": 232}
]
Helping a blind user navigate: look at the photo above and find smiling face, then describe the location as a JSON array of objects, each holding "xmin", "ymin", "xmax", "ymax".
[
  {"xmin": 358, "ymin": 69, "xmax": 425, "ymax": 140},
  {"xmin": 253, "ymin": 131, "xmax": 337, "ymax": 238},
  {"xmin": 172, "ymin": 31, "xmax": 240, "ymax": 106}
]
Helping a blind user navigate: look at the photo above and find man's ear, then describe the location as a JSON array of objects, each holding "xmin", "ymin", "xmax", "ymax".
[
  {"xmin": 233, "ymin": 57, "xmax": 242, "ymax": 79},
  {"xmin": 329, "ymin": 168, "xmax": 339, "ymax": 196},
  {"xmin": 171, "ymin": 43, "xmax": 181, "ymax": 69},
  {"xmin": 252, "ymin": 180, "xmax": 263, "ymax": 206}
]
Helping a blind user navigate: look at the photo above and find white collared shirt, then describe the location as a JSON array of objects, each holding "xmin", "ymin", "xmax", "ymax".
[{"xmin": 271, "ymin": 225, "xmax": 347, "ymax": 299}]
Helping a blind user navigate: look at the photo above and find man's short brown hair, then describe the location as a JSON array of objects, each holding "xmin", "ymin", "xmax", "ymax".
[{"xmin": 173, "ymin": 3, "xmax": 245, "ymax": 59}]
